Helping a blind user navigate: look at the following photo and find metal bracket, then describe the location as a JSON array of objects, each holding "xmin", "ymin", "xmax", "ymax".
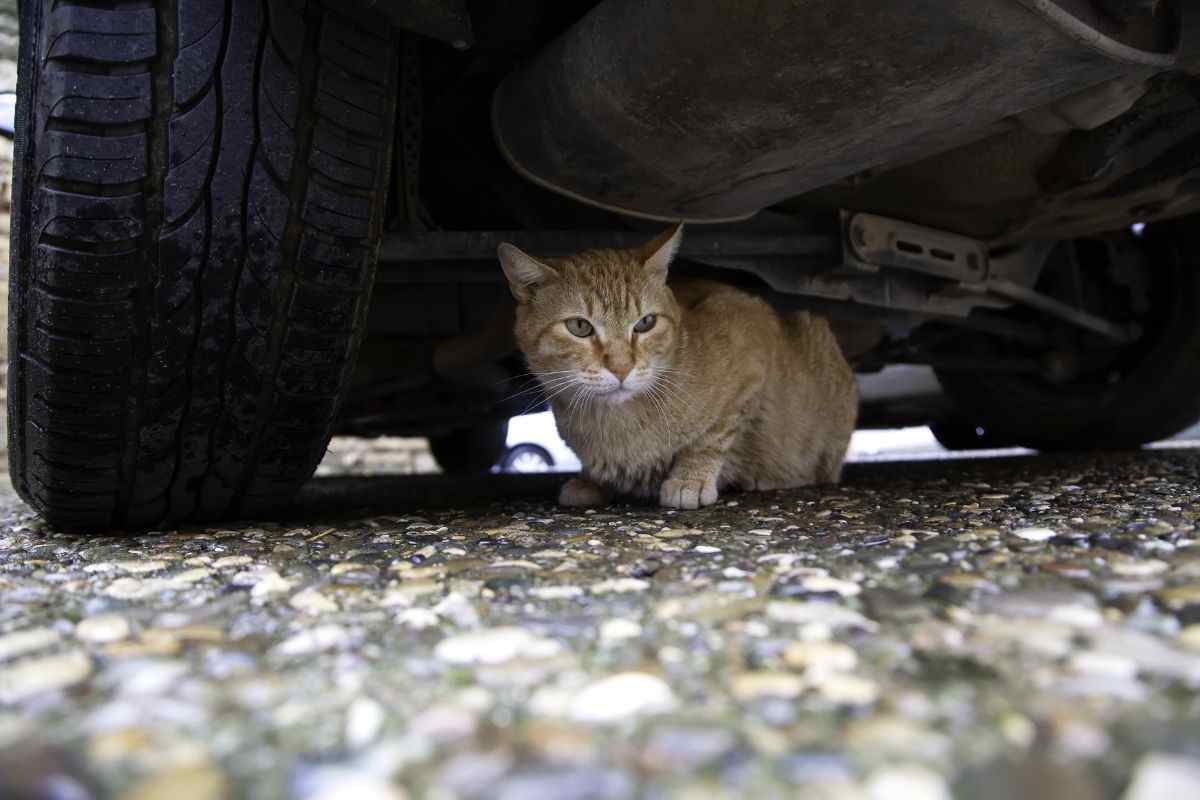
[
  {"xmin": 845, "ymin": 212, "xmax": 989, "ymax": 282},
  {"xmin": 842, "ymin": 211, "xmax": 1140, "ymax": 343}
]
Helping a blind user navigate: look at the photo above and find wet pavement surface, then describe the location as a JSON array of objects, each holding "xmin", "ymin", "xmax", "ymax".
[{"xmin": 3, "ymin": 449, "xmax": 1200, "ymax": 799}]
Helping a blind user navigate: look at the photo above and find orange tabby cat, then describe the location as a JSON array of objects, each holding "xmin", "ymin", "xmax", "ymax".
[{"xmin": 498, "ymin": 225, "xmax": 857, "ymax": 509}]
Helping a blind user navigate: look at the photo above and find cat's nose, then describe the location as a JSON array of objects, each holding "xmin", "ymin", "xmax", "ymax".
[{"xmin": 609, "ymin": 364, "xmax": 633, "ymax": 383}]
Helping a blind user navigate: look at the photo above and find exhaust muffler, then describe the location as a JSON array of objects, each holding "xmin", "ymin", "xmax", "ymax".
[{"xmin": 492, "ymin": 0, "xmax": 1180, "ymax": 222}]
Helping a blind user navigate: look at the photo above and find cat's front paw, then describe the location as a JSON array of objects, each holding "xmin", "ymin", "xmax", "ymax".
[
  {"xmin": 559, "ymin": 477, "xmax": 609, "ymax": 507},
  {"xmin": 659, "ymin": 477, "xmax": 718, "ymax": 510}
]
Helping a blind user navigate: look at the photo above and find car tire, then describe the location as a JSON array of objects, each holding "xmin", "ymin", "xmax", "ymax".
[
  {"xmin": 500, "ymin": 443, "xmax": 555, "ymax": 473},
  {"xmin": 935, "ymin": 217, "xmax": 1200, "ymax": 451},
  {"xmin": 429, "ymin": 422, "xmax": 509, "ymax": 474},
  {"xmin": 8, "ymin": 0, "xmax": 398, "ymax": 529}
]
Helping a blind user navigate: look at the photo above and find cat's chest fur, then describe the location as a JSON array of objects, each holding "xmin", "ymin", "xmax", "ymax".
[{"xmin": 553, "ymin": 404, "xmax": 673, "ymax": 498}]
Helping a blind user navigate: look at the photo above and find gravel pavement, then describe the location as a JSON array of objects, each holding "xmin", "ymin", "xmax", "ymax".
[{"xmin": 3, "ymin": 449, "xmax": 1200, "ymax": 799}]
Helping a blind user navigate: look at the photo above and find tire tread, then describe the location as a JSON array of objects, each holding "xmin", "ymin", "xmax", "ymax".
[{"xmin": 9, "ymin": 0, "xmax": 397, "ymax": 529}]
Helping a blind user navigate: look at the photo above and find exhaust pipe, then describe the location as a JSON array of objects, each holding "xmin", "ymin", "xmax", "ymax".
[{"xmin": 493, "ymin": 0, "xmax": 1180, "ymax": 222}]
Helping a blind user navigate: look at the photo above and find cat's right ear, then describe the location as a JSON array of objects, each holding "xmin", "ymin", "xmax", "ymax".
[{"xmin": 498, "ymin": 243, "xmax": 557, "ymax": 304}]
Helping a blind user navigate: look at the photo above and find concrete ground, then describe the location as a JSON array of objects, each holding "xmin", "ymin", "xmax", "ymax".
[{"xmin": 2, "ymin": 448, "xmax": 1200, "ymax": 799}]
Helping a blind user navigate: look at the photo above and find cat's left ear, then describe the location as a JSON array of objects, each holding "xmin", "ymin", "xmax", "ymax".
[{"xmin": 640, "ymin": 223, "xmax": 683, "ymax": 283}]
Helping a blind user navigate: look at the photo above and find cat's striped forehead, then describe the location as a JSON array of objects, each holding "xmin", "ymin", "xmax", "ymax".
[{"xmin": 554, "ymin": 249, "xmax": 656, "ymax": 314}]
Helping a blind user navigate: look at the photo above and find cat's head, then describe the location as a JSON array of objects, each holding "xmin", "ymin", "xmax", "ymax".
[{"xmin": 498, "ymin": 225, "xmax": 684, "ymax": 406}]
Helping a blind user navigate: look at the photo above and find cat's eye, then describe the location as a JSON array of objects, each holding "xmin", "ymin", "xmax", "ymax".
[
  {"xmin": 565, "ymin": 317, "xmax": 594, "ymax": 337},
  {"xmin": 633, "ymin": 313, "xmax": 657, "ymax": 333}
]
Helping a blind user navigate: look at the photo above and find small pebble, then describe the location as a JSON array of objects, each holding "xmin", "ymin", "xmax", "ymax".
[
  {"xmin": 212, "ymin": 556, "xmax": 253, "ymax": 569},
  {"xmin": 599, "ymin": 619, "xmax": 642, "ymax": 642},
  {"xmin": 568, "ymin": 672, "xmax": 677, "ymax": 724},
  {"xmin": 0, "ymin": 650, "xmax": 92, "ymax": 703},
  {"xmin": 813, "ymin": 673, "xmax": 879, "ymax": 705},
  {"xmin": 289, "ymin": 589, "xmax": 338, "ymax": 615},
  {"xmin": 731, "ymin": 671, "xmax": 805, "ymax": 701},
  {"xmin": 766, "ymin": 601, "xmax": 878, "ymax": 632},
  {"xmin": 250, "ymin": 570, "xmax": 294, "ymax": 600},
  {"xmin": 275, "ymin": 625, "xmax": 351, "ymax": 656},
  {"xmin": 1011, "ymin": 527, "xmax": 1057, "ymax": 542},
  {"xmin": 0, "ymin": 627, "xmax": 60, "ymax": 661},
  {"xmin": 529, "ymin": 585, "xmax": 584, "ymax": 600},
  {"xmin": 345, "ymin": 697, "xmax": 386, "ymax": 749},
  {"xmin": 589, "ymin": 578, "xmax": 650, "ymax": 594},
  {"xmin": 123, "ymin": 765, "xmax": 229, "ymax": 800},
  {"xmin": 865, "ymin": 764, "xmax": 951, "ymax": 800},
  {"xmin": 1122, "ymin": 754, "xmax": 1200, "ymax": 800},
  {"xmin": 782, "ymin": 641, "xmax": 858, "ymax": 673},
  {"xmin": 435, "ymin": 628, "xmax": 563, "ymax": 666},
  {"xmin": 75, "ymin": 615, "xmax": 132, "ymax": 644},
  {"xmin": 114, "ymin": 560, "xmax": 168, "ymax": 575}
]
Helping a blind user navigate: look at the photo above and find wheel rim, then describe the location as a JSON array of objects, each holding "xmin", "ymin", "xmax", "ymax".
[{"xmin": 508, "ymin": 451, "xmax": 552, "ymax": 473}]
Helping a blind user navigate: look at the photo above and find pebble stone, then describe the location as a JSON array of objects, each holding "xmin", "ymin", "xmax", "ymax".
[
  {"xmin": 75, "ymin": 615, "xmax": 132, "ymax": 644},
  {"xmin": 783, "ymin": 641, "xmax": 859, "ymax": 673},
  {"xmin": 731, "ymin": 671, "xmax": 805, "ymax": 701},
  {"xmin": 289, "ymin": 589, "xmax": 339, "ymax": 615},
  {"xmin": 599, "ymin": 618, "xmax": 642, "ymax": 642},
  {"xmin": 0, "ymin": 627, "xmax": 60, "ymax": 660},
  {"xmin": 1122, "ymin": 754, "xmax": 1200, "ymax": 800},
  {"xmin": 865, "ymin": 764, "xmax": 951, "ymax": 800},
  {"xmin": 568, "ymin": 672, "xmax": 677, "ymax": 724},
  {"xmin": 121, "ymin": 765, "xmax": 229, "ymax": 800},
  {"xmin": 0, "ymin": 649, "xmax": 92, "ymax": 703},
  {"xmin": 1011, "ymin": 527, "xmax": 1057, "ymax": 542},
  {"xmin": 434, "ymin": 628, "xmax": 564, "ymax": 666},
  {"xmin": 274, "ymin": 625, "xmax": 351, "ymax": 656}
]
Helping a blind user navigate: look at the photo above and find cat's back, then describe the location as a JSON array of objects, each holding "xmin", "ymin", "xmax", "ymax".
[
  {"xmin": 778, "ymin": 310, "xmax": 856, "ymax": 389},
  {"xmin": 671, "ymin": 279, "xmax": 781, "ymax": 343}
]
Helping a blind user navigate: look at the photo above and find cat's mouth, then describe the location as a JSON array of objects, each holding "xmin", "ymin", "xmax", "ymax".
[{"xmin": 604, "ymin": 387, "xmax": 639, "ymax": 405}]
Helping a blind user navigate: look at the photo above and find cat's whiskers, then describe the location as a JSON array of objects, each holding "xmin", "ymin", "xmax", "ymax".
[
  {"xmin": 562, "ymin": 382, "xmax": 585, "ymax": 421},
  {"xmin": 568, "ymin": 382, "xmax": 602, "ymax": 423},
  {"xmin": 578, "ymin": 386, "xmax": 605, "ymax": 452},
  {"xmin": 494, "ymin": 368, "xmax": 575, "ymax": 387},
  {"xmin": 513, "ymin": 374, "xmax": 583, "ymax": 418},
  {"xmin": 497, "ymin": 372, "xmax": 577, "ymax": 405},
  {"xmin": 500, "ymin": 369, "xmax": 573, "ymax": 387},
  {"xmin": 535, "ymin": 380, "xmax": 583, "ymax": 416},
  {"xmin": 642, "ymin": 382, "xmax": 673, "ymax": 451},
  {"xmin": 492, "ymin": 369, "xmax": 576, "ymax": 401},
  {"xmin": 651, "ymin": 371, "xmax": 699, "ymax": 418}
]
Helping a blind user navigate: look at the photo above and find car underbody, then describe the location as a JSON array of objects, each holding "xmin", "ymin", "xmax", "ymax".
[{"xmin": 345, "ymin": 0, "xmax": 1200, "ymax": 436}]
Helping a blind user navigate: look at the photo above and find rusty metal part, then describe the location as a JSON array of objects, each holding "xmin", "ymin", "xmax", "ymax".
[
  {"xmin": 846, "ymin": 213, "xmax": 990, "ymax": 282},
  {"xmin": 360, "ymin": 0, "xmax": 472, "ymax": 48},
  {"xmin": 492, "ymin": 0, "xmax": 1179, "ymax": 222},
  {"xmin": 842, "ymin": 212, "xmax": 1140, "ymax": 342},
  {"xmin": 982, "ymin": 278, "xmax": 1140, "ymax": 342}
]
